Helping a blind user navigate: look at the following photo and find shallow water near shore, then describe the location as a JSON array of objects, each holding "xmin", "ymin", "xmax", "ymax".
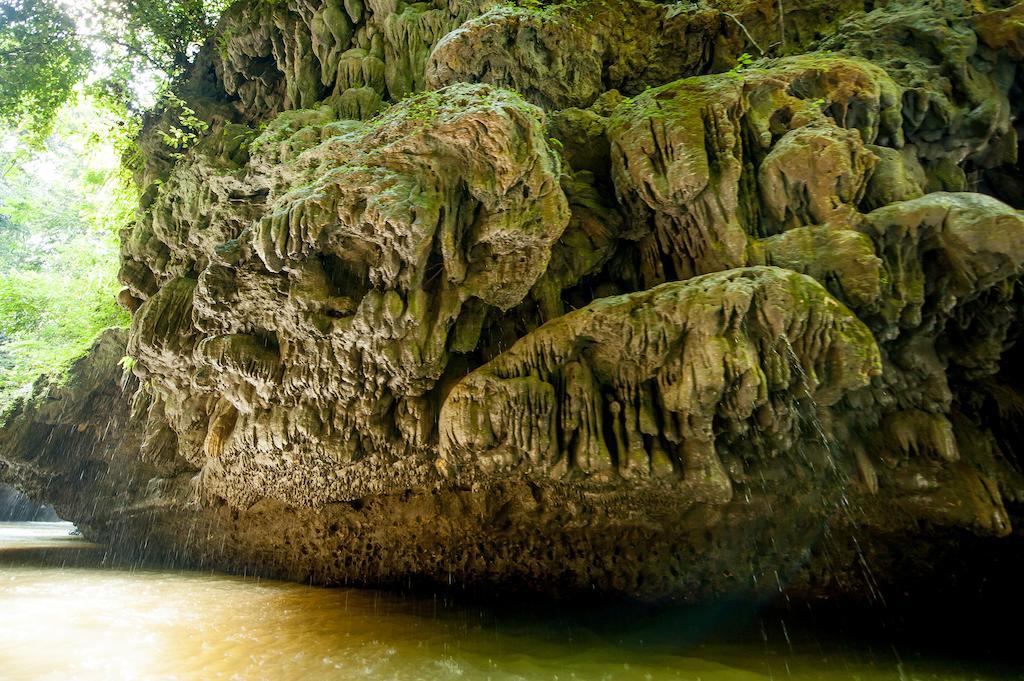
[{"xmin": 0, "ymin": 521, "xmax": 1017, "ymax": 681}]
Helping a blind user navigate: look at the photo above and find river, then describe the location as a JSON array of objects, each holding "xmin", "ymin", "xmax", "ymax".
[{"xmin": 0, "ymin": 521, "xmax": 1017, "ymax": 681}]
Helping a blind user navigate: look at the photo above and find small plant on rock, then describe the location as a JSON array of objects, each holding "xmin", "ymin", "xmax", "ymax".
[{"xmin": 726, "ymin": 52, "xmax": 754, "ymax": 80}]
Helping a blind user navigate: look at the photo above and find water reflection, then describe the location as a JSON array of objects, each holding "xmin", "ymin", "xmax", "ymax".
[
  {"xmin": 0, "ymin": 522, "xmax": 1014, "ymax": 681},
  {"xmin": 0, "ymin": 521, "xmax": 90, "ymax": 547}
]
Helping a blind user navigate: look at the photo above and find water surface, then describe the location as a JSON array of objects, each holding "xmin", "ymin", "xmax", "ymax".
[{"xmin": 0, "ymin": 522, "xmax": 1016, "ymax": 681}]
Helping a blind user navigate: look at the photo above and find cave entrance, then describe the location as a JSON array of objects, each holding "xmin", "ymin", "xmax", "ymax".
[{"xmin": 0, "ymin": 482, "xmax": 61, "ymax": 523}]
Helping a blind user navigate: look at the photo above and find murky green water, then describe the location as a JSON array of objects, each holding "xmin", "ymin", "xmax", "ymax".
[{"xmin": 0, "ymin": 522, "xmax": 1017, "ymax": 681}]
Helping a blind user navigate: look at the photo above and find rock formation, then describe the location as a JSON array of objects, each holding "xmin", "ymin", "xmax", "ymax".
[
  {"xmin": 0, "ymin": 483, "xmax": 58, "ymax": 522},
  {"xmin": 3, "ymin": 0, "xmax": 1024, "ymax": 601}
]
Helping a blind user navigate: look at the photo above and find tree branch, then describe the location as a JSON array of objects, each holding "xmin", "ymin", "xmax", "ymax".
[
  {"xmin": 723, "ymin": 13, "xmax": 765, "ymax": 56},
  {"xmin": 104, "ymin": 35, "xmax": 168, "ymax": 73}
]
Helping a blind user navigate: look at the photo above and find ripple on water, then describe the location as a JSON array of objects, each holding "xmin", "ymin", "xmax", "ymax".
[{"xmin": 0, "ymin": 522, "xmax": 1015, "ymax": 681}]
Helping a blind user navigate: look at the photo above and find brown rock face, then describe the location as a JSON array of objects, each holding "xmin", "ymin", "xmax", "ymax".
[
  {"xmin": 3, "ymin": 0, "xmax": 1024, "ymax": 602},
  {"xmin": 441, "ymin": 267, "xmax": 880, "ymax": 497},
  {"xmin": 124, "ymin": 83, "xmax": 569, "ymax": 509}
]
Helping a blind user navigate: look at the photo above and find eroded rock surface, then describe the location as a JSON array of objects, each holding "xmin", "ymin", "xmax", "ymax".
[
  {"xmin": 441, "ymin": 267, "xmax": 880, "ymax": 498},
  {"xmin": 123, "ymin": 83, "xmax": 568, "ymax": 509},
  {"xmin": 3, "ymin": 0, "xmax": 1024, "ymax": 602}
]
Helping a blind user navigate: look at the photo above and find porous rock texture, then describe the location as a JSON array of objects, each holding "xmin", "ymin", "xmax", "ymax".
[{"xmin": 3, "ymin": 0, "xmax": 1024, "ymax": 602}]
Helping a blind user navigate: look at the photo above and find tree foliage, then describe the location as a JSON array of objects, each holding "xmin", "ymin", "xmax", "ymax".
[
  {"xmin": 80, "ymin": 0, "xmax": 236, "ymax": 112},
  {"xmin": 0, "ymin": 0, "xmax": 235, "ymax": 140},
  {"xmin": 0, "ymin": 0, "xmax": 236, "ymax": 404},
  {"xmin": 0, "ymin": 0, "xmax": 91, "ymax": 141},
  {"xmin": 0, "ymin": 98, "xmax": 133, "ymax": 404}
]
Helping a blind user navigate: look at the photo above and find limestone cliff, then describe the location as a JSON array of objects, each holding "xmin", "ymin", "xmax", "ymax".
[
  {"xmin": 3, "ymin": 0, "xmax": 1024, "ymax": 601},
  {"xmin": 0, "ymin": 483, "xmax": 58, "ymax": 522}
]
